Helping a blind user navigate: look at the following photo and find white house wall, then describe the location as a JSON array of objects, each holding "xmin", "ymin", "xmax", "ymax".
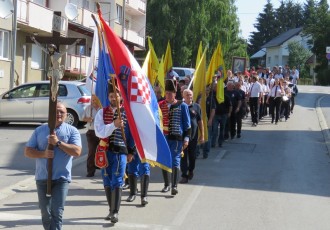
[{"xmin": 265, "ymin": 33, "xmax": 311, "ymax": 68}]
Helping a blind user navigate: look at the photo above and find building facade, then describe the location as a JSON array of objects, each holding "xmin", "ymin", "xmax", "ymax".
[{"xmin": 0, "ymin": 0, "xmax": 146, "ymax": 94}]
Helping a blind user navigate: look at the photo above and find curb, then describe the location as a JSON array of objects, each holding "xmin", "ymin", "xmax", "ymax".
[{"xmin": 316, "ymin": 95, "xmax": 330, "ymax": 155}]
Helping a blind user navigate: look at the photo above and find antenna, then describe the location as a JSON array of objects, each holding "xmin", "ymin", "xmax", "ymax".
[
  {"xmin": 0, "ymin": 0, "xmax": 14, "ymax": 19},
  {"xmin": 64, "ymin": 3, "xmax": 78, "ymax": 21}
]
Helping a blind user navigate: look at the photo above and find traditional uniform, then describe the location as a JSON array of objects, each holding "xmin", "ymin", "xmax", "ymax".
[
  {"xmin": 94, "ymin": 84, "xmax": 135, "ymax": 223},
  {"xmin": 159, "ymin": 79, "xmax": 191, "ymax": 195},
  {"xmin": 126, "ymin": 152, "xmax": 150, "ymax": 205}
]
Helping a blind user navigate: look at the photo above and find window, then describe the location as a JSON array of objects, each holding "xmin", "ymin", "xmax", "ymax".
[
  {"xmin": 6, "ymin": 85, "xmax": 37, "ymax": 99},
  {"xmin": 98, "ymin": 2, "xmax": 111, "ymax": 24},
  {"xmin": 37, "ymin": 84, "xmax": 67, "ymax": 97},
  {"xmin": 116, "ymin": 4, "xmax": 122, "ymax": 24},
  {"xmin": 0, "ymin": 30, "xmax": 10, "ymax": 59},
  {"xmin": 267, "ymin": 57, "xmax": 271, "ymax": 65},
  {"xmin": 32, "ymin": 0, "xmax": 46, "ymax": 6},
  {"xmin": 31, "ymin": 44, "xmax": 44, "ymax": 69}
]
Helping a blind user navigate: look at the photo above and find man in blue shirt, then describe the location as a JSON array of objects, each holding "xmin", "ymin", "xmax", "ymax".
[{"xmin": 24, "ymin": 102, "xmax": 82, "ymax": 230}]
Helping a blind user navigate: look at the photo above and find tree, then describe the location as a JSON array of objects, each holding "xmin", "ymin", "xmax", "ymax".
[
  {"xmin": 248, "ymin": 0, "xmax": 304, "ymax": 57},
  {"xmin": 146, "ymin": 0, "xmax": 247, "ymax": 68},
  {"xmin": 303, "ymin": 0, "xmax": 330, "ymax": 85},
  {"xmin": 248, "ymin": 0, "xmax": 277, "ymax": 56},
  {"xmin": 287, "ymin": 41, "xmax": 311, "ymax": 70}
]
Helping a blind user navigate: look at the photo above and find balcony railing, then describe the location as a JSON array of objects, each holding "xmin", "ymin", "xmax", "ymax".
[
  {"xmin": 65, "ymin": 53, "xmax": 90, "ymax": 76},
  {"xmin": 17, "ymin": 0, "xmax": 66, "ymax": 35},
  {"xmin": 123, "ymin": 28, "xmax": 145, "ymax": 47},
  {"xmin": 125, "ymin": 0, "xmax": 146, "ymax": 14}
]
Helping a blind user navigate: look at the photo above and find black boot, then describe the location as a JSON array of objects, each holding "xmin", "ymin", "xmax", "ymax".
[
  {"xmin": 104, "ymin": 186, "xmax": 112, "ymax": 220},
  {"xmin": 122, "ymin": 177, "xmax": 130, "ymax": 190},
  {"xmin": 126, "ymin": 175, "xmax": 137, "ymax": 202},
  {"xmin": 110, "ymin": 187, "xmax": 122, "ymax": 223},
  {"xmin": 171, "ymin": 167, "xmax": 179, "ymax": 195},
  {"xmin": 141, "ymin": 174, "xmax": 149, "ymax": 206},
  {"xmin": 161, "ymin": 169, "xmax": 170, "ymax": 192}
]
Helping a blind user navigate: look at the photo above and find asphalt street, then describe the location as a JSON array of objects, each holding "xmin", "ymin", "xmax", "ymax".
[{"xmin": 0, "ymin": 85, "xmax": 330, "ymax": 230}]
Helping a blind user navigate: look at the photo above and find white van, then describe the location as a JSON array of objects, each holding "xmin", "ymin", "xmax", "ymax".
[{"xmin": 172, "ymin": 67, "xmax": 195, "ymax": 81}]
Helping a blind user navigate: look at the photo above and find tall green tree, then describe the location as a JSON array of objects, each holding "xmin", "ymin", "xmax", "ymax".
[
  {"xmin": 303, "ymin": 0, "xmax": 330, "ymax": 85},
  {"xmin": 304, "ymin": 0, "xmax": 330, "ymax": 71},
  {"xmin": 248, "ymin": 0, "xmax": 304, "ymax": 56},
  {"xmin": 146, "ymin": 0, "xmax": 246, "ymax": 68},
  {"xmin": 248, "ymin": 0, "xmax": 277, "ymax": 56}
]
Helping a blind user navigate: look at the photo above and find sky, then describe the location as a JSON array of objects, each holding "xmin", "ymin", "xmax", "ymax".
[{"xmin": 235, "ymin": 0, "xmax": 330, "ymax": 40}]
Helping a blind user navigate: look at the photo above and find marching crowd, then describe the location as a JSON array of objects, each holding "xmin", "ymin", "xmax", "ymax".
[{"xmin": 23, "ymin": 64, "xmax": 299, "ymax": 229}]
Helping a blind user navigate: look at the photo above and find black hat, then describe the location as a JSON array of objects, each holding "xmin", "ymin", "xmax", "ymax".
[
  {"xmin": 165, "ymin": 79, "xmax": 177, "ymax": 92},
  {"xmin": 107, "ymin": 79, "xmax": 120, "ymax": 94}
]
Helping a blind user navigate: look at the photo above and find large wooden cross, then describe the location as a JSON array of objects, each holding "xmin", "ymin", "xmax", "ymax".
[{"xmin": 26, "ymin": 11, "xmax": 86, "ymax": 197}]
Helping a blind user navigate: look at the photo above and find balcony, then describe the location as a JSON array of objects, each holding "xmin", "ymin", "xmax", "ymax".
[
  {"xmin": 65, "ymin": 53, "xmax": 90, "ymax": 77},
  {"xmin": 17, "ymin": 0, "xmax": 66, "ymax": 36},
  {"xmin": 123, "ymin": 28, "xmax": 145, "ymax": 48},
  {"xmin": 71, "ymin": 7, "xmax": 95, "ymax": 29},
  {"xmin": 125, "ymin": 0, "xmax": 146, "ymax": 15}
]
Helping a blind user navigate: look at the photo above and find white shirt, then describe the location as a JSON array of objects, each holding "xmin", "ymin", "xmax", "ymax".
[
  {"xmin": 94, "ymin": 107, "xmax": 118, "ymax": 138},
  {"xmin": 83, "ymin": 104, "xmax": 99, "ymax": 130},
  {"xmin": 249, "ymin": 82, "xmax": 263, "ymax": 97},
  {"xmin": 274, "ymin": 74, "xmax": 283, "ymax": 80},
  {"xmin": 262, "ymin": 84, "xmax": 270, "ymax": 95},
  {"xmin": 270, "ymin": 85, "xmax": 282, "ymax": 97}
]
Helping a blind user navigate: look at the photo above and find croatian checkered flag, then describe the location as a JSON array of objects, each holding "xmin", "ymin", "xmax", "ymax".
[{"xmin": 97, "ymin": 9, "xmax": 172, "ymax": 171}]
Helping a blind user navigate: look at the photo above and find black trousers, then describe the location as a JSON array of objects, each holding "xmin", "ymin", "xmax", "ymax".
[
  {"xmin": 180, "ymin": 135, "xmax": 198, "ymax": 178},
  {"xmin": 86, "ymin": 130, "xmax": 99, "ymax": 174},
  {"xmin": 269, "ymin": 97, "xmax": 282, "ymax": 123},
  {"xmin": 249, "ymin": 97, "xmax": 259, "ymax": 124}
]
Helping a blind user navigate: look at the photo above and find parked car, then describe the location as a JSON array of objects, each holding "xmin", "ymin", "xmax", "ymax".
[
  {"xmin": 0, "ymin": 81, "xmax": 91, "ymax": 127},
  {"xmin": 172, "ymin": 67, "xmax": 195, "ymax": 81}
]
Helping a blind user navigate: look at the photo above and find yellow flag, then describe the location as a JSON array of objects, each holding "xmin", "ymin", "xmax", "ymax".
[
  {"xmin": 193, "ymin": 48, "xmax": 208, "ymax": 141},
  {"xmin": 142, "ymin": 50, "xmax": 150, "ymax": 77},
  {"xmin": 195, "ymin": 41, "xmax": 203, "ymax": 69},
  {"xmin": 216, "ymin": 42, "xmax": 226, "ymax": 104},
  {"xmin": 142, "ymin": 37, "xmax": 159, "ymax": 86},
  {"xmin": 163, "ymin": 41, "xmax": 173, "ymax": 76},
  {"xmin": 206, "ymin": 42, "xmax": 220, "ymax": 85},
  {"xmin": 157, "ymin": 55, "xmax": 165, "ymax": 97},
  {"xmin": 205, "ymin": 41, "xmax": 226, "ymax": 103}
]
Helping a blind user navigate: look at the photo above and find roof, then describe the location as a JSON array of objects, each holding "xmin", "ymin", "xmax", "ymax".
[
  {"xmin": 262, "ymin": 27, "xmax": 303, "ymax": 48},
  {"xmin": 250, "ymin": 48, "xmax": 266, "ymax": 59}
]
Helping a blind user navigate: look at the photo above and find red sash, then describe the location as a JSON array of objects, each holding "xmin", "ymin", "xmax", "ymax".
[{"xmin": 95, "ymin": 107, "xmax": 114, "ymax": 168}]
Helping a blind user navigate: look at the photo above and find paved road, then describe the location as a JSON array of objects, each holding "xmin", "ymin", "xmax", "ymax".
[{"xmin": 0, "ymin": 85, "xmax": 329, "ymax": 229}]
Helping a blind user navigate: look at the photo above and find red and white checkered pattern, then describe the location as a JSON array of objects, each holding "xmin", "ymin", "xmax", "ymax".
[{"xmin": 130, "ymin": 72, "xmax": 151, "ymax": 104}]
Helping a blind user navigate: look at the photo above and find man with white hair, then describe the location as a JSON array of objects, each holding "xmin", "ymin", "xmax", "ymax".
[{"xmin": 180, "ymin": 89, "xmax": 204, "ymax": 183}]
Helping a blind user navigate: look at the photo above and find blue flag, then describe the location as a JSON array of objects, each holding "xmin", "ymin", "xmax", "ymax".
[{"xmin": 95, "ymin": 39, "xmax": 115, "ymax": 107}]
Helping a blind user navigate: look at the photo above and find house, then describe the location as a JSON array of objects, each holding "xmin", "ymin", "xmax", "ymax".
[
  {"xmin": 250, "ymin": 48, "xmax": 266, "ymax": 67},
  {"xmin": 0, "ymin": 0, "xmax": 147, "ymax": 94},
  {"xmin": 263, "ymin": 27, "xmax": 311, "ymax": 68},
  {"xmin": 250, "ymin": 27, "xmax": 311, "ymax": 69}
]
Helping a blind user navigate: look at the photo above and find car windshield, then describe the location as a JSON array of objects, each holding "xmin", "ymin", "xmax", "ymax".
[{"xmin": 78, "ymin": 84, "xmax": 91, "ymax": 96}]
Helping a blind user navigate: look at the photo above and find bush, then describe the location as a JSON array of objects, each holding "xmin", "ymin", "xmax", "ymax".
[{"xmin": 316, "ymin": 68, "xmax": 330, "ymax": 86}]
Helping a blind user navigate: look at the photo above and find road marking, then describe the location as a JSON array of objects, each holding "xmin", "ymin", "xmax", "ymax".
[
  {"xmin": 214, "ymin": 150, "xmax": 227, "ymax": 162},
  {"xmin": 0, "ymin": 212, "xmax": 40, "ymax": 221},
  {"xmin": 172, "ymin": 184, "xmax": 204, "ymax": 226}
]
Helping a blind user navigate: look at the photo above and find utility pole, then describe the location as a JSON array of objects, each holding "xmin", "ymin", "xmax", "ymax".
[{"xmin": 10, "ymin": 0, "xmax": 17, "ymax": 89}]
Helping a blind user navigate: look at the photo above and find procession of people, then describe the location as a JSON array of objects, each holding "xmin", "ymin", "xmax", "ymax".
[{"xmin": 24, "ymin": 62, "xmax": 299, "ymax": 229}]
